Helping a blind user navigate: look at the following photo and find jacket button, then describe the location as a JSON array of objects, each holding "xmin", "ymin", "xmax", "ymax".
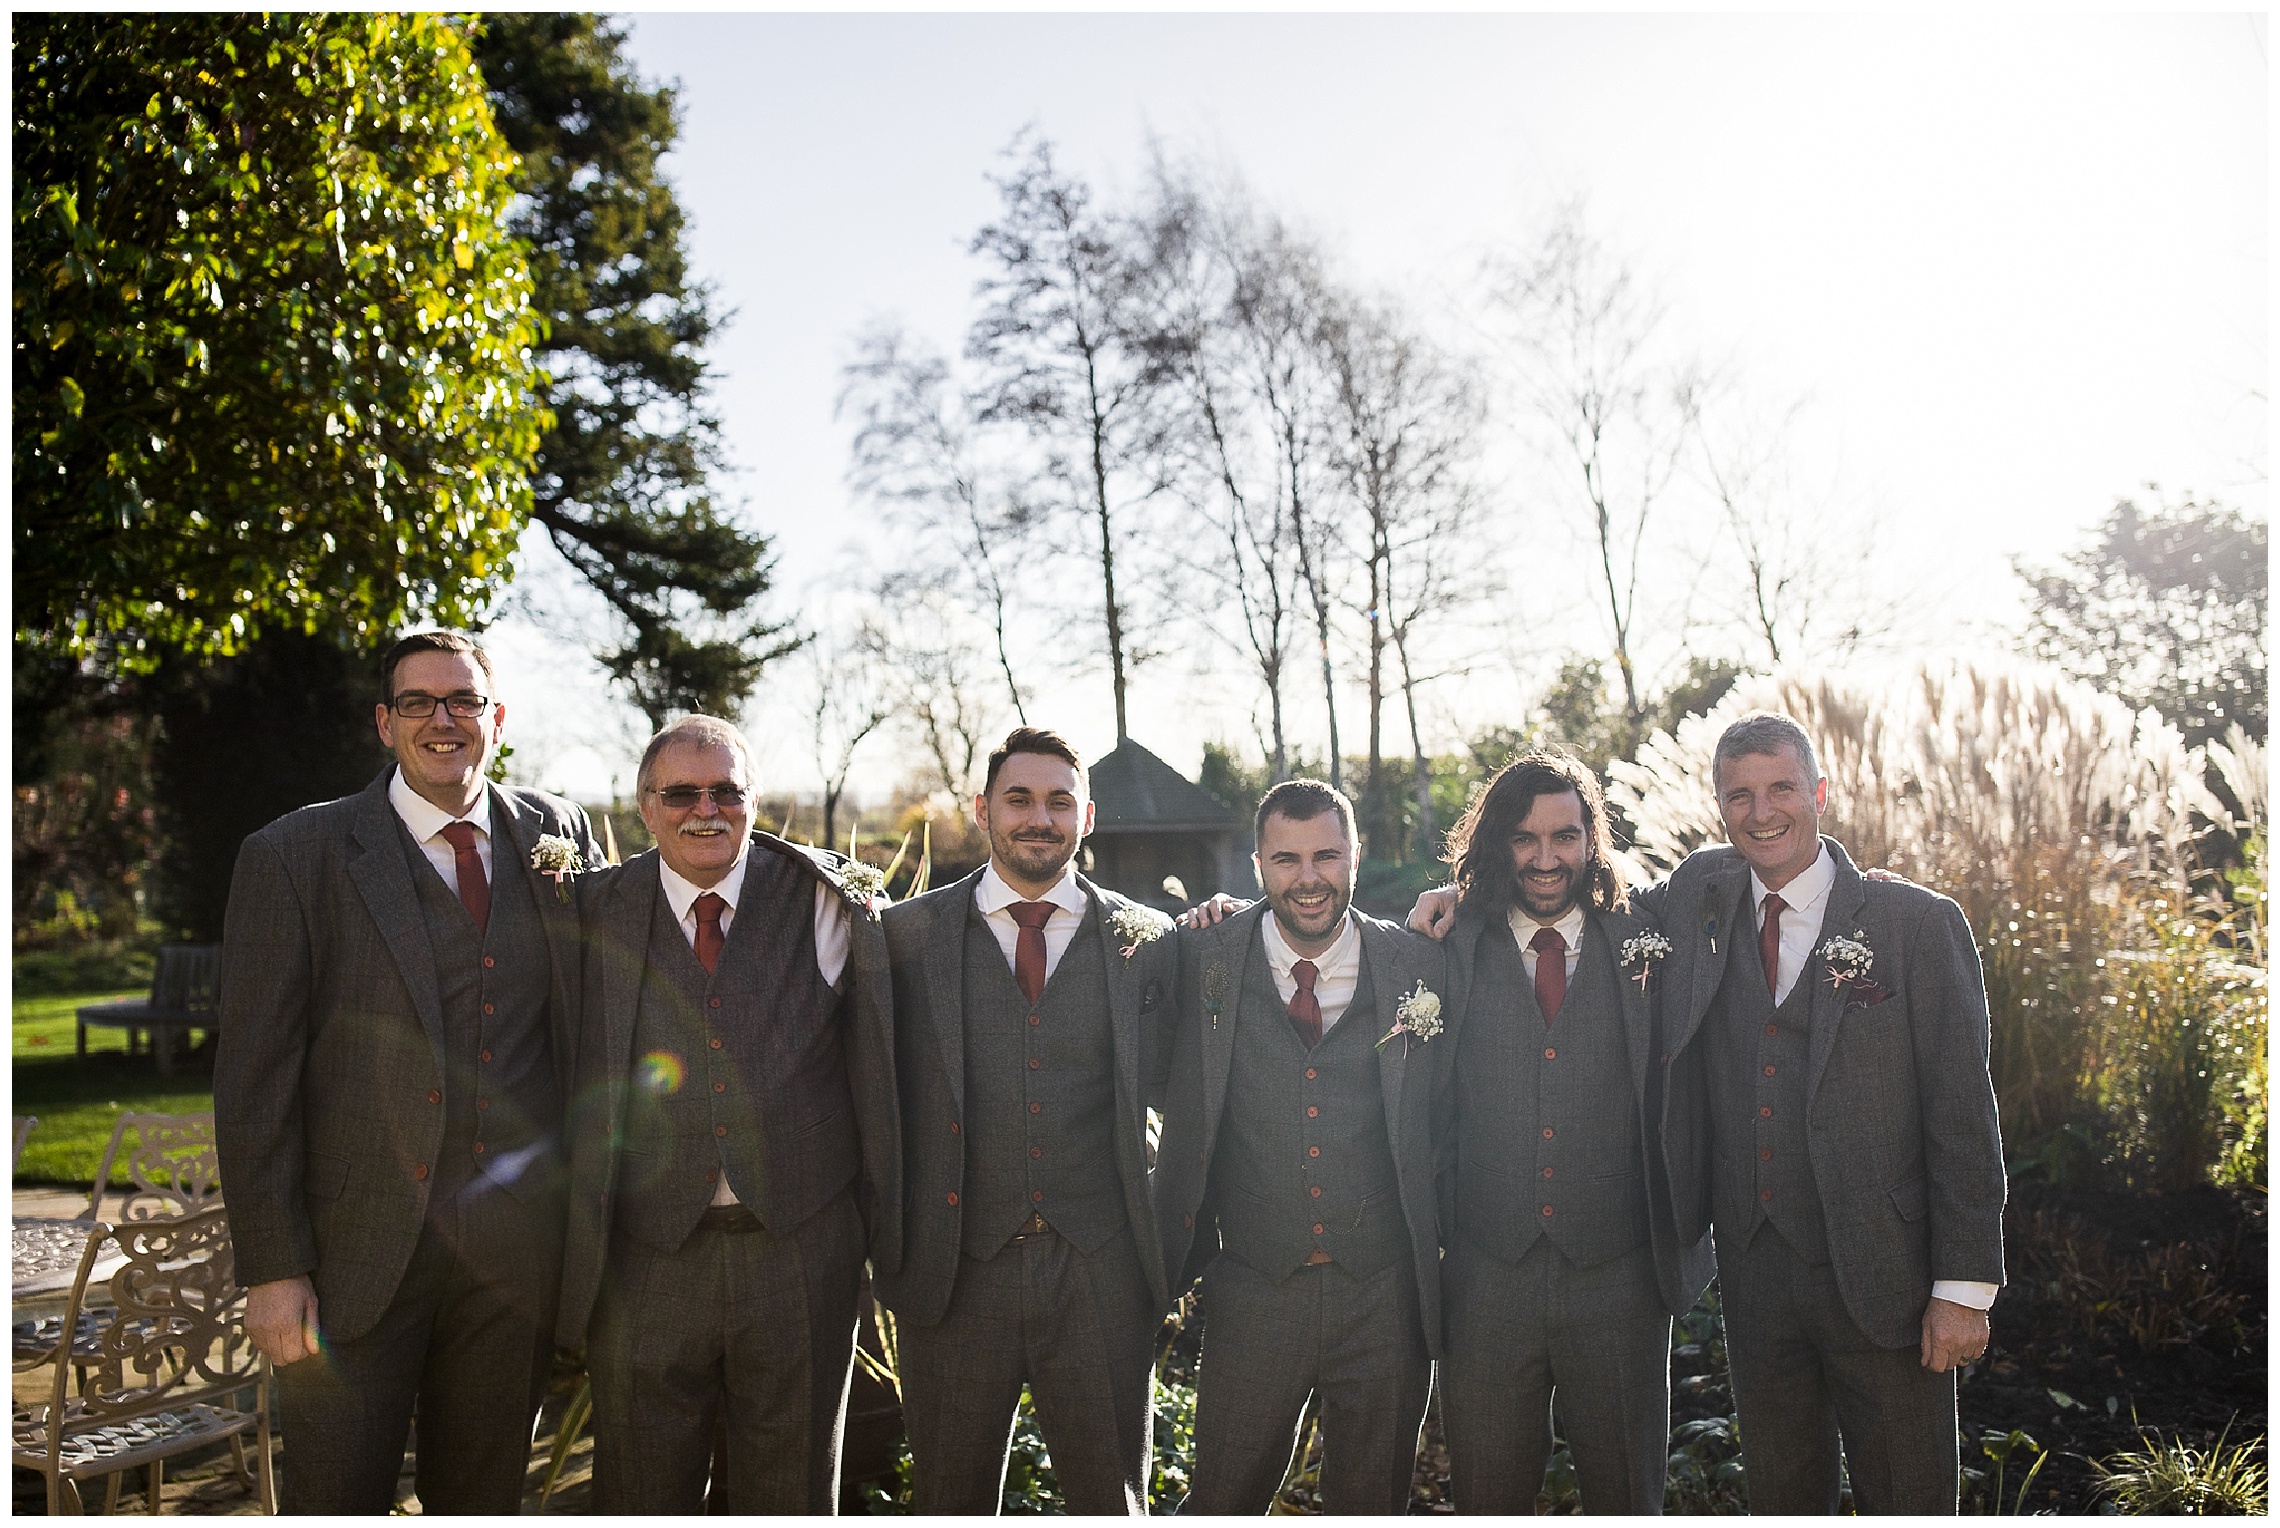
[
  {"xmin": 473, "ymin": 1141, "xmax": 485, "ymax": 1155},
  {"xmin": 1306, "ymin": 1106, "xmax": 1319, "ymax": 1118},
  {"xmin": 1760, "ymin": 1106, "xmax": 1773, "ymax": 1118},
  {"xmin": 1030, "ymin": 1146, "xmax": 1043, "ymax": 1160},
  {"xmin": 714, "ymin": 1124, "xmax": 728, "ymax": 1138},
  {"xmin": 1761, "ymin": 1189, "xmax": 1774, "ymax": 1201},
  {"xmin": 1544, "ymin": 1047, "xmax": 1556, "ymax": 1060},
  {"xmin": 1031, "ymin": 1189, "xmax": 1044, "ymax": 1203},
  {"xmin": 1312, "ymin": 1223, "xmax": 1325, "ymax": 1235},
  {"xmin": 1307, "ymin": 1146, "xmax": 1320, "ymax": 1158},
  {"xmin": 1304, "ymin": 1068, "xmax": 1318, "ymax": 1080},
  {"xmin": 1030, "ymin": 1103, "xmax": 1042, "ymax": 1115},
  {"xmin": 946, "ymin": 1192, "xmax": 958, "ymax": 1206},
  {"xmin": 483, "ymin": 957, "xmax": 495, "ymax": 969},
  {"xmin": 1540, "ymin": 1204, "xmax": 1553, "ymax": 1217},
  {"xmin": 427, "ymin": 1089, "xmax": 441, "ymax": 1105},
  {"xmin": 1028, "ymin": 1058, "xmax": 1041, "ymax": 1070},
  {"xmin": 1764, "ymin": 1064, "xmax": 1777, "ymax": 1076},
  {"xmin": 710, "ymin": 997, "xmax": 722, "ymax": 1009},
  {"xmin": 1541, "ymin": 1167, "xmax": 1553, "ymax": 1179},
  {"xmin": 710, "ymin": 1037, "xmax": 724, "ymax": 1050},
  {"xmin": 1541, "ymin": 1127, "xmax": 1554, "ymax": 1139},
  {"xmin": 713, "ymin": 1082, "xmax": 725, "ymax": 1095},
  {"xmin": 1760, "ymin": 1149, "xmax": 1772, "ymax": 1161},
  {"xmin": 483, "ymin": 1003, "xmax": 495, "ymax": 1016},
  {"xmin": 1309, "ymin": 1185, "xmax": 1322, "ymax": 1198},
  {"xmin": 413, "ymin": 1163, "xmax": 430, "ymax": 1181},
  {"xmin": 479, "ymin": 1049, "xmax": 493, "ymax": 1064}
]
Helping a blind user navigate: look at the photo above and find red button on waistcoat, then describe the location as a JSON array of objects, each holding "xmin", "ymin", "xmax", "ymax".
[
  {"xmin": 1031, "ymin": 1189, "xmax": 1044, "ymax": 1203},
  {"xmin": 427, "ymin": 1089, "xmax": 441, "ymax": 1105},
  {"xmin": 483, "ymin": 957, "xmax": 495, "ymax": 969},
  {"xmin": 483, "ymin": 1003, "xmax": 494, "ymax": 1016},
  {"xmin": 1030, "ymin": 1103, "xmax": 1043, "ymax": 1115},
  {"xmin": 413, "ymin": 1163, "xmax": 430, "ymax": 1181},
  {"xmin": 713, "ymin": 1082, "xmax": 725, "ymax": 1095},
  {"xmin": 1306, "ymin": 1106, "xmax": 1319, "ymax": 1118},
  {"xmin": 1760, "ymin": 1149, "xmax": 1772, "ymax": 1161},
  {"xmin": 1030, "ymin": 1146, "xmax": 1043, "ymax": 1160},
  {"xmin": 1766, "ymin": 1024, "xmax": 1778, "ymax": 1036},
  {"xmin": 1761, "ymin": 1189, "xmax": 1774, "ymax": 1201},
  {"xmin": 1541, "ymin": 1127, "xmax": 1554, "ymax": 1139},
  {"xmin": 1028, "ymin": 1015, "xmax": 1040, "ymax": 1026},
  {"xmin": 1544, "ymin": 1047, "xmax": 1556, "ymax": 1060},
  {"xmin": 710, "ymin": 1037, "xmax": 723, "ymax": 1050},
  {"xmin": 476, "ymin": 1098, "xmax": 489, "ymax": 1111},
  {"xmin": 1184, "ymin": 1213, "xmax": 1194, "ymax": 1228},
  {"xmin": 947, "ymin": 1192, "xmax": 958, "ymax": 1206},
  {"xmin": 951, "ymin": 1122, "xmax": 961, "ymax": 1134},
  {"xmin": 1309, "ymin": 1186, "xmax": 1322, "ymax": 1198},
  {"xmin": 1304, "ymin": 1068, "xmax": 1317, "ymax": 1080},
  {"xmin": 1307, "ymin": 1146, "xmax": 1320, "ymax": 1158},
  {"xmin": 710, "ymin": 998, "xmax": 722, "ymax": 1009},
  {"xmin": 1541, "ymin": 1205, "xmax": 1553, "ymax": 1217},
  {"xmin": 1764, "ymin": 1065, "xmax": 1777, "ymax": 1076},
  {"xmin": 1028, "ymin": 1058, "xmax": 1041, "ymax": 1070},
  {"xmin": 707, "ymin": 1170, "xmax": 718, "ymax": 1184},
  {"xmin": 473, "ymin": 1141, "xmax": 485, "ymax": 1155},
  {"xmin": 479, "ymin": 1049, "xmax": 493, "ymax": 1063},
  {"xmin": 1312, "ymin": 1223, "xmax": 1325, "ymax": 1235},
  {"xmin": 1541, "ymin": 1167, "xmax": 1553, "ymax": 1179},
  {"xmin": 1759, "ymin": 1106, "xmax": 1773, "ymax": 1118},
  {"xmin": 714, "ymin": 1124, "xmax": 728, "ymax": 1138}
]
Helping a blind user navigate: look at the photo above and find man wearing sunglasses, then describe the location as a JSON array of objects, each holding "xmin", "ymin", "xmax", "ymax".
[
  {"xmin": 557, "ymin": 713, "xmax": 901, "ymax": 1513},
  {"xmin": 215, "ymin": 629, "xmax": 603, "ymax": 1512}
]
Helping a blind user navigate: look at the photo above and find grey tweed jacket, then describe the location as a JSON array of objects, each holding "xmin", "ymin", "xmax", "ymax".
[
  {"xmin": 215, "ymin": 769, "xmax": 600, "ymax": 1343},
  {"xmin": 1649, "ymin": 837, "xmax": 2006, "ymax": 1348},
  {"xmin": 875, "ymin": 867, "xmax": 1177, "ymax": 1327},
  {"xmin": 554, "ymin": 836, "xmax": 903, "ymax": 1349},
  {"xmin": 1153, "ymin": 904, "xmax": 1451, "ymax": 1358}
]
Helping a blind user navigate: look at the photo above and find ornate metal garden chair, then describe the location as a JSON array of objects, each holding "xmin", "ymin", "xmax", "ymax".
[{"xmin": 11, "ymin": 1206, "xmax": 274, "ymax": 1514}]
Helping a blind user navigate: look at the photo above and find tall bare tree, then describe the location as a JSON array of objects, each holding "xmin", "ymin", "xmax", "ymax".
[
  {"xmin": 966, "ymin": 131, "xmax": 1169, "ymax": 740},
  {"xmin": 802, "ymin": 626, "xmax": 894, "ymax": 848},
  {"xmin": 861, "ymin": 582, "xmax": 1012, "ymax": 800},
  {"xmin": 1486, "ymin": 207, "xmax": 1706, "ymax": 746},
  {"xmin": 839, "ymin": 322, "xmax": 1033, "ymax": 720}
]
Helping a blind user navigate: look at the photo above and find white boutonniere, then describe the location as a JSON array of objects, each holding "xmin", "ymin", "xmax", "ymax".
[
  {"xmin": 835, "ymin": 859, "xmax": 887, "ymax": 918},
  {"xmin": 529, "ymin": 835, "xmax": 585, "ymax": 903},
  {"xmin": 1377, "ymin": 980, "xmax": 1444, "ymax": 1053},
  {"xmin": 1620, "ymin": 930, "xmax": 1674, "ymax": 990},
  {"xmin": 1818, "ymin": 930, "xmax": 1875, "ymax": 988},
  {"xmin": 1109, "ymin": 903, "xmax": 1174, "ymax": 961}
]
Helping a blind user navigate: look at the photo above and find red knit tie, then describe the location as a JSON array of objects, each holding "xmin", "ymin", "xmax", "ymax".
[
  {"xmin": 438, "ymin": 821, "xmax": 489, "ymax": 935},
  {"xmin": 1009, "ymin": 901, "xmax": 1053, "ymax": 1007},
  {"xmin": 693, "ymin": 892, "xmax": 727, "ymax": 976},
  {"xmin": 1530, "ymin": 926, "xmax": 1566, "ymax": 1024},
  {"xmin": 1288, "ymin": 960, "xmax": 1323, "ymax": 1048},
  {"xmin": 1759, "ymin": 892, "xmax": 1787, "ymax": 1000}
]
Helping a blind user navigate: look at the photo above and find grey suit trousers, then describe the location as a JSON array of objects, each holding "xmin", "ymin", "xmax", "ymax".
[
  {"xmin": 274, "ymin": 1186, "xmax": 559, "ymax": 1513},
  {"xmin": 1717, "ymin": 1223, "xmax": 1960, "ymax": 1514},
  {"xmin": 1441, "ymin": 1238, "xmax": 1670, "ymax": 1515},
  {"xmin": 588, "ymin": 1189, "xmax": 864, "ymax": 1514},
  {"xmin": 898, "ymin": 1223, "xmax": 1159, "ymax": 1514},
  {"xmin": 1183, "ymin": 1254, "xmax": 1431, "ymax": 1516}
]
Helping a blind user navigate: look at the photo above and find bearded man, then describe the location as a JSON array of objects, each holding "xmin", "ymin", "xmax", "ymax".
[
  {"xmin": 876, "ymin": 727, "xmax": 1177, "ymax": 1514},
  {"xmin": 1431, "ymin": 752, "xmax": 1710, "ymax": 1514},
  {"xmin": 1153, "ymin": 779, "xmax": 1446, "ymax": 1515}
]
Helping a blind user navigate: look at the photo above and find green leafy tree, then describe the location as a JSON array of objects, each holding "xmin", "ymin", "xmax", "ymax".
[
  {"xmin": 14, "ymin": 13, "xmax": 546, "ymax": 666},
  {"xmin": 2018, "ymin": 494, "xmax": 2268, "ymax": 745},
  {"xmin": 471, "ymin": 13, "xmax": 795, "ymax": 726}
]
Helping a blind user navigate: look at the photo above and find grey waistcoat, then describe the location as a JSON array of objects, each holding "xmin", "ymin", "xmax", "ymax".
[
  {"xmin": 1453, "ymin": 916, "xmax": 1648, "ymax": 1268},
  {"xmin": 959, "ymin": 902, "xmax": 1124, "ymax": 1260},
  {"xmin": 1705, "ymin": 930, "xmax": 1829, "ymax": 1263},
  {"xmin": 614, "ymin": 850, "xmax": 861, "ymax": 1251},
  {"xmin": 399, "ymin": 822, "xmax": 557, "ymax": 1202},
  {"xmin": 1213, "ymin": 945, "xmax": 1405, "ymax": 1280}
]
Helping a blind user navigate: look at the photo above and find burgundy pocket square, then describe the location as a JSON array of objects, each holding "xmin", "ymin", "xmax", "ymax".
[{"xmin": 1842, "ymin": 982, "xmax": 1895, "ymax": 1012}]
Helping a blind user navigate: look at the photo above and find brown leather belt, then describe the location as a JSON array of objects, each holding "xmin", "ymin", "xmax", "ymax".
[
  {"xmin": 696, "ymin": 1204, "xmax": 764, "ymax": 1234},
  {"xmin": 1304, "ymin": 1249, "xmax": 1335, "ymax": 1266}
]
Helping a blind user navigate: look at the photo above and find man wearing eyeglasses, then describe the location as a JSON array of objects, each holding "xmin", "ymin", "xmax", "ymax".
[
  {"xmin": 215, "ymin": 629, "xmax": 603, "ymax": 1513},
  {"xmin": 556, "ymin": 713, "xmax": 901, "ymax": 1513}
]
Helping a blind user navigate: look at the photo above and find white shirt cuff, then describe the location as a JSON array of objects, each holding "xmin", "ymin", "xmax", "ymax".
[{"xmin": 1930, "ymin": 1279, "xmax": 1998, "ymax": 1310}]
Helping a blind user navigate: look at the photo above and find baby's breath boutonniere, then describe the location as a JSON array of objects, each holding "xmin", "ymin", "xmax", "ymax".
[
  {"xmin": 1818, "ymin": 930, "xmax": 1875, "ymax": 989},
  {"xmin": 1620, "ymin": 930, "xmax": 1673, "ymax": 991},
  {"xmin": 835, "ymin": 859, "xmax": 887, "ymax": 919},
  {"xmin": 1377, "ymin": 980, "xmax": 1444, "ymax": 1054},
  {"xmin": 1109, "ymin": 903, "xmax": 1174, "ymax": 961},
  {"xmin": 529, "ymin": 835, "xmax": 585, "ymax": 903}
]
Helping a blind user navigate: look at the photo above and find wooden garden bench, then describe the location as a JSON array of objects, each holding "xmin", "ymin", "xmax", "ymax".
[{"xmin": 75, "ymin": 946, "xmax": 221, "ymax": 1075}]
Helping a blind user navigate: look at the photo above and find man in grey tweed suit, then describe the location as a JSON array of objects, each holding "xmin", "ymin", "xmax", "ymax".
[
  {"xmin": 877, "ymin": 727, "xmax": 1177, "ymax": 1514},
  {"xmin": 556, "ymin": 714, "xmax": 902, "ymax": 1514},
  {"xmin": 1647, "ymin": 712, "xmax": 2004, "ymax": 1513},
  {"xmin": 1432, "ymin": 753, "xmax": 1713, "ymax": 1514},
  {"xmin": 1155, "ymin": 779, "xmax": 1447, "ymax": 1515},
  {"xmin": 216, "ymin": 630, "xmax": 602, "ymax": 1513}
]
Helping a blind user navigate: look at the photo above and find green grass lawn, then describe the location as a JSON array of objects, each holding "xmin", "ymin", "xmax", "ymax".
[{"xmin": 13, "ymin": 989, "xmax": 216, "ymax": 1188}]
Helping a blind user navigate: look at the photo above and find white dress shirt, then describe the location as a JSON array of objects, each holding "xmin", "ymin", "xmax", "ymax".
[
  {"xmin": 389, "ymin": 768, "xmax": 493, "ymax": 894},
  {"xmin": 1750, "ymin": 842, "xmax": 1995, "ymax": 1313},
  {"xmin": 658, "ymin": 844, "xmax": 851, "ymax": 1208},
  {"xmin": 1261, "ymin": 909, "xmax": 1363, "ymax": 1035},
  {"xmin": 1750, "ymin": 843, "xmax": 1836, "ymax": 1006},
  {"xmin": 1508, "ymin": 902, "xmax": 1588, "ymax": 985},
  {"xmin": 973, "ymin": 862, "xmax": 1091, "ymax": 985}
]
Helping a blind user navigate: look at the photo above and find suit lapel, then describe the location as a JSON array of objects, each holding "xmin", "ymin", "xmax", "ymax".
[
  {"xmin": 346, "ymin": 772, "xmax": 447, "ymax": 1064},
  {"xmin": 603, "ymin": 854, "xmax": 661, "ymax": 1116},
  {"xmin": 1078, "ymin": 875, "xmax": 1144, "ymax": 1138},
  {"xmin": 490, "ymin": 785, "xmax": 583, "ymax": 1096},
  {"xmin": 1676, "ymin": 862, "xmax": 1751, "ymax": 1056},
  {"xmin": 927, "ymin": 868, "xmax": 985, "ymax": 1115},
  {"xmin": 1360, "ymin": 921, "xmax": 1408, "ymax": 1145},
  {"xmin": 1201, "ymin": 907, "xmax": 1260, "ymax": 1147},
  {"xmin": 1804, "ymin": 839, "xmax": 1866, "ymax": 1103},
  {"xmin": 1597, "ymin": 907, "xmax": 1656, "ymax": 1116}
]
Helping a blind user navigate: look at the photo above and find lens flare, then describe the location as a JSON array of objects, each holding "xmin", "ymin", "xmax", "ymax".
[{"xmin": 637, "ymin": 1050, "xmax": 686, "ymax": 1095}]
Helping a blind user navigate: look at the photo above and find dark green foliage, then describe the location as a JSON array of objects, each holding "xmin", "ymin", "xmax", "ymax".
[
  {"xmin": 471, "ymin": 14, "xmax": 796, "ymax": 726},
  {"xmin": 12, "ymin": 647, "xmax": 160, "ymax": 934},
  {"xmin": 14, "ymin": 13, "xmax": 544, "ymax": 667},
  {"xmin": 149, "ymin": 629, "xmax": 385, "ymax": 940},
  {"xmin": 2019, "ymin": 495, "xmax": 2268, "ymax": 745}
]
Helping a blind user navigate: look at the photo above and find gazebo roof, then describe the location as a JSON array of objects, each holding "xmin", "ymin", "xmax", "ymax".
[{"xmin": 1089, "ymin": 738, "xmax": 1241, "ymax": 835}]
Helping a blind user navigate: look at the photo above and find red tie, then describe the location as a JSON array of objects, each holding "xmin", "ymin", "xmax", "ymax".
[
  {"xmin": 1009, "ymin": 901, "xmax": 1053, "ymax": 1007},
  {"xmin": 438, "ymin": 821, "xmax": 489, "ymax": 935},
  {"xmin": 1530, "ymin": 926, "xmax": 1566, "ymax": 1024},
  {"xmin": 1288, "ymin": 960, "xmax": 1323, "ymax": 1048},
  {"xmin": 1760, "ymin": 892, "xmax": 1787, "ymax": 1000},
  {"xmin": 693, "ymin": 892, "xmax": 727, "ymax": 976}
]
